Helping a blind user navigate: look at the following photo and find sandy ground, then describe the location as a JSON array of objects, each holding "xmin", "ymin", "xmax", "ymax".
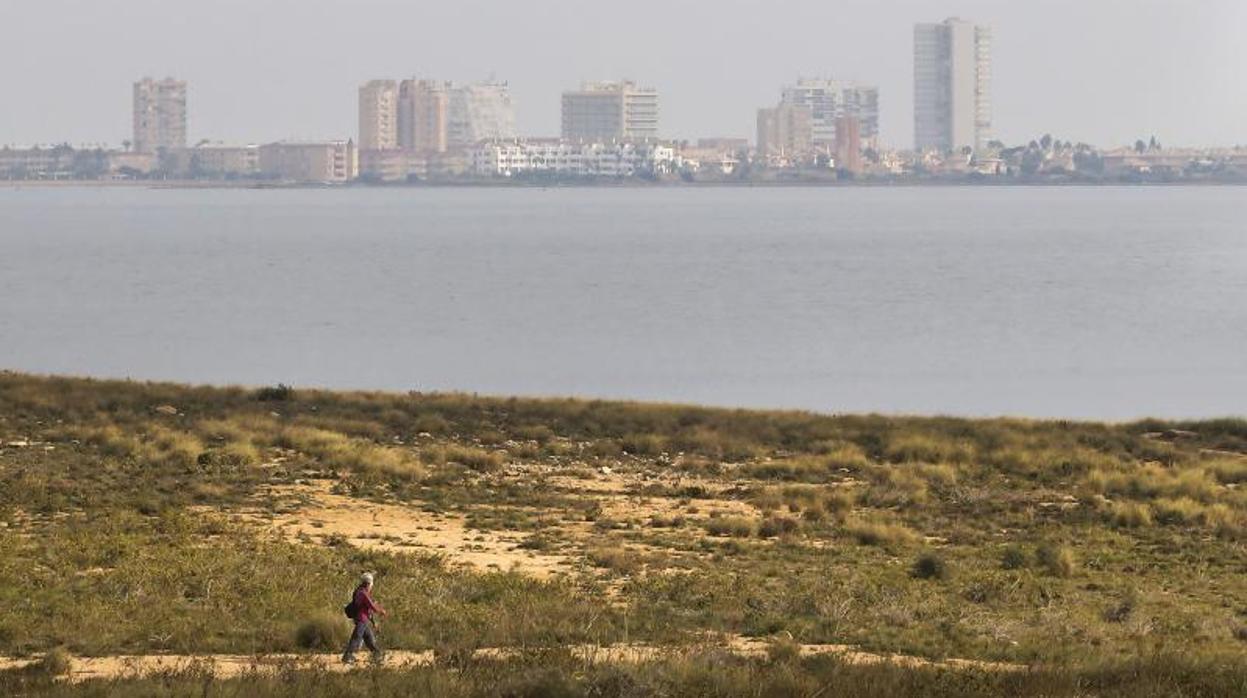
[
  {"xmin": 207, "ymin": 464, "xmax": 768, "ymax": 580},
  {"xmin": 224, "ymin": 481, "xmax": 574, "ymax": 578},
  {"xmin": 0, "ymin": 639, "xmax": 1023, "ymax": 682}
]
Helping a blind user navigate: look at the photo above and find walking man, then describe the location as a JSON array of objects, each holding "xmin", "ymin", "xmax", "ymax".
[{"xmin": 342, "ymin": 571, "xmax": 387, "ymax": 664}]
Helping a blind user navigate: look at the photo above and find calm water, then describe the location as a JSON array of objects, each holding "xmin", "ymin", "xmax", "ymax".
[{"xmin": 1, "ymin": 185, "xmax": 1244, "ymax": 419}]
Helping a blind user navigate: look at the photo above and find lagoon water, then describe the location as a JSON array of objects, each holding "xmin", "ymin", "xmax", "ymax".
[{"xmin": 1, "ymin": 185, "xmax": 1244, "ymax": 419}]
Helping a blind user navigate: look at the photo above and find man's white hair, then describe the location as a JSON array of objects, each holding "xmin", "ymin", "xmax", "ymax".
[{"xmin": 360, "ymin": 572, "xmax": 375, "ymax": 586}]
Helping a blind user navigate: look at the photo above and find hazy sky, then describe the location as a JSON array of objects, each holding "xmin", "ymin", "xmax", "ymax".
[{"xmin": 3, "ymin": 0, "xmax": 1244, "ymax": 149}]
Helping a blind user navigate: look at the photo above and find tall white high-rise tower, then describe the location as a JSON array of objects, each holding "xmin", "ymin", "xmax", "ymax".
[{"xmin": 914, "ymin": 18, "xmax": 992, "ymax": 153}]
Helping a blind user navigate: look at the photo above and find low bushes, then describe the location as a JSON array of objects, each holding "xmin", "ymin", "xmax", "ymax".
[
  {"xmin": 844, "ymin": 519, "xmax": 918, "ymax": 547},
  {"xmin": 1111, "ymin": 501, "xmax": 1153, "ymax": 528},
  {"xmin": 294, "ymin": 614, "xmax": 344, "ymax": 651},
  {"xmin": 910, "ymin": 551, "xmax": 950, "ymax": 580},
  {"xmin": 1000, "ymin": 544, "xmax": 1029, "ymax": 570},
  {"xmin": 704, "ymin": 516, "xmax": 756, "ymax": 538},
  {"xmin": 1037, "ymin": 543, "xmax": 1077, "ymax": 578},
  {"xmin": 587, "ymin": 546, "xmax": 643, "ymax": 575}
]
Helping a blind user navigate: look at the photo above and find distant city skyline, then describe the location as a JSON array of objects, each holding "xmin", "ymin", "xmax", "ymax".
[{"xmin": 2, "ymin": 1, "xmax": 1245, "ymax": 148}]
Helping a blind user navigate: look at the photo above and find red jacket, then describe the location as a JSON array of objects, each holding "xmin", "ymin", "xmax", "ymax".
[{"xmin": 352, "ymin": 585, "xmax": 384, "ymax": 623}]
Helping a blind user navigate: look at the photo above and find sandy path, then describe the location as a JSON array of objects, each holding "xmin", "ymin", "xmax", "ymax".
[{"xmin": 0, "ymin": 640, "xmax": 1023, "ymax": 682}]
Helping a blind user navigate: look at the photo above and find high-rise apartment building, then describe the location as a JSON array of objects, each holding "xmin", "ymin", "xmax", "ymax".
[
  {"xmin": 561, "ymin": 81, "xmax": 659, "ymax": 141},
  {"xmin": 447, "ymin": 82, "xmax": 517, "ymax": 149},
  {"xmin": 133, "ymin": 77, "xmax": 187, "ymax": 153},
  {"xmin": 399, "ymin": 80, "xmax": 517, "ymax": 152},
  {"xmin": 914, "ymin": 17, "xmax": 992, "ymax": 153},
  {"xmin": 779, "ymin": 79, "xmax": 878, "ymax": 151},
  {"xmin": 756, "ymin": 105, "xmax": 813, "ymax": 160},
  {"xmin": 359, "ymin": 80, "xmax": 399, "ymax": 151},
  {"xmin": 398, "ymin": 79, "xmax": 449, "ymax": 153}
]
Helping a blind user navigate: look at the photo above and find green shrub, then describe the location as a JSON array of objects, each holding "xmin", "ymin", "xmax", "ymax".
[
  {"xmin": 35, "ymin": 647, "xmax": 72, "ymax": 677},
  {"xmin": 1152, "ymin": 497, "xmax": 1204, "ymax": 525},
  {"xmin": 1112, "ymin": 501, "xmax": 1154, "ymax": 528},
  {"xmin": 512, "ymin": 424, "xmax": 556, "ymax": 444},
  {"xmin": 704, "ymin": 516, "xmax": 756, "ymax": 538},
  {"xmin": 757, "ymin": 515, "xmax": 800, "ymax": 538},
  {"xmin": 823, "ymin": 442, "xmax": 872, "ymax": 470},
  {"xmin": 1102, "ymin": 589, "xmax": 1139, "ymax": 623},
  {"xmin": 621, "ymin": 433, "xmax": 667, "ymax": 456},
  {"xmin": 1001, "ymin": 545, "xmax": 1030, "ymax": 570},
  {"xmin": 1000, "ymin": 544, "xmax": 1030, "ymax": 570},
  {"xmin": 845, "ymin": 519, "xmax": 918, "ymax": 547},
  {"xmin": 198, "ymin": 441, "xmax": 261, "ymax": 468},
  {"xmin": 255, "ymin": 384, "xmax": 295, "ymax": 401},
  {"xmin": 911, "ymin": 551, "xmax": 950, "ymax": 580},
  {"xmin": 1037, "ymin": 543, "xmax": 1077, "ymax": 578},
  {"xmin": 295, "ymin": 614, "xmax": 345, "ymax": 650},
  {"xmin": 588, "ymin": 546, "xmax": 642, "ymax": 575},
  {"xmin": 648, "ymin": 514, "xmax": 685, "ymax": 528},
  {"xmin": 884, "ymin": 433, "xmax": 975, "ymax": 464},
  {"xmin": 445, "ymin": 445, "xmax": 503, "ymax": 472},
  {"xmin": 765, "ymin": 635, "xmax": 801, "ymax": 664},
  {"xmin": 1207, "ymin": 457, "xmax": 1247, "ymax": 484}
]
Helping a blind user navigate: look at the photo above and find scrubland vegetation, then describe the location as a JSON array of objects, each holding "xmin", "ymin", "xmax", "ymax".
[{"xmin": 0, "ymin": 372, "xmax": 1245, "ymax": 696}]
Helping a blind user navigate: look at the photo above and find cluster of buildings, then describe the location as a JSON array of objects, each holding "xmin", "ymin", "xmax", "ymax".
[
  {"xmin": 353, "ymin": 79, "xmax": 662, "ymax": 181},
  {"xmin": 755, "ymin": 78, "xmax": 879, "ymax": 172},
  {"xmin": 3, "ymin": 17, "xmax": 1245, "ymax": 184}
]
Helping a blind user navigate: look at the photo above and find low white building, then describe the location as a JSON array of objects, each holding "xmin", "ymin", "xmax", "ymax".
[{"xmin": 472, "ymin": 139, "xmax": 676, "ymax": 177}]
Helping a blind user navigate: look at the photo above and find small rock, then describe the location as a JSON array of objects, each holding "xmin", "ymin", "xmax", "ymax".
[
  {"xmin": 600, "ymin": 466, "xmax": 613, "ymax": 475},
  {"xmin": 5, "ymin": 440, "xmax": 30, "ymax": 448},
  {"xmin": 154, "ymin": 405, "xmax": 179, "ymax": 416}
]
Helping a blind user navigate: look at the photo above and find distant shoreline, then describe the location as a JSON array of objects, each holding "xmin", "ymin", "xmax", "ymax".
[{"xmin": 5, "ymin": 177, "xmax": 1246, "ymax": 190}]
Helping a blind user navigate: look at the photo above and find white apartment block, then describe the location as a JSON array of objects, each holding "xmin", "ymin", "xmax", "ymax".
[
  {"xmin": 448, "ymin": 82, "xmax": 517, "ymax": 149},
  {"xmin": 133, "ymin": 77, "xmax": 187, "ymax": 153},
  {"xmin": 472, "ymin": 140, "xmax": 675, "ymax": 177},
  {"xmin": 780, "ymin": 78, "xmax": 879, "ymax": 150},
  {"xmin": 561, "ymin": 81, "xmax": 659, "ymax": 141},
  {"xmin": 914, "ymin": 18, "xmax": 992, "ymax": 153},
  {"xmin": 359, "ymin": 80, "xmax": 399, "ymax": 151},
  {"xmin": 259, "ymin": 141, "xmax": 358, "ymax": 182}
]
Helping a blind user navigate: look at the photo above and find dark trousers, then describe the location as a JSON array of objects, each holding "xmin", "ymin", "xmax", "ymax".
[{"xmin": 342, "ymin": 620, "xmax": 381, "ymax": 662}]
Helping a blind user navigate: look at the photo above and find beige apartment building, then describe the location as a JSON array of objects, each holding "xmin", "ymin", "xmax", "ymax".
[
  {"xmin": 756, "ymin": 104, "xmax": 813, "ymax": 161},
  {"xmin": 133, "ymin": 77, "xmax": 187, "ymax": 153},
  {"xmin": 259, "ymin": 141, "xmax": 358, "ymax": 182},
  {"xmin": 398, "ymin": 79, "xmax": 450, "ymax": 153},
  {"xmin": 359, "ymin": 80, "xmax": 399, "ymax": 151},
  {"xmin": 561, "ymin": 81, "xmax": 659, "ymax": 141}
]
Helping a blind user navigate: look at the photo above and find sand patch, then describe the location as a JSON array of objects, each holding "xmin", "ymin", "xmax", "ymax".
[{"xmin": 226, "ymin": 481, "xmax": 573, "ymax": 578}]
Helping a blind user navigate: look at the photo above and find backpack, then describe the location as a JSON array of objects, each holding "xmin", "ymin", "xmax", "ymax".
[{"xmin": 343, "ymin": 598, "xmax": 358, "ymax": 619}]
